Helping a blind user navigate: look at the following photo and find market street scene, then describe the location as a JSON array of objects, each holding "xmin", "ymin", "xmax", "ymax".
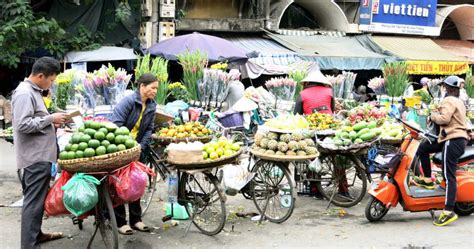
[{"xmin": 0, "ymin": 0, "xmax": 473, "ymax": 248}]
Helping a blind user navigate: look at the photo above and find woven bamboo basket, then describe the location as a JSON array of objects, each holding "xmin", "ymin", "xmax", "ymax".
[
  {"xmin": 58, "ymin": 145, "xmax": 141, "ymax": 173},
  {"xmin": 152, "ymin": 134, "xmax": 213, "ymax": 145},
  {"xmin": 251, "ymin": 149, "xmax": 319, "ymax": 162},
  {"xmin": 167, "ymin": 150, "xmax": 242, "ymax": 169}
]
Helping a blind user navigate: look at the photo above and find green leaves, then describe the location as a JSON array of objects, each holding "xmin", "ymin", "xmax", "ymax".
[
  {"xmin": 0, "ymin": 1, "xmax": 104, "ymax": 68},
  {"xmin": 383, "ymin": 62, "xmax": 410, "ymax": 97}
]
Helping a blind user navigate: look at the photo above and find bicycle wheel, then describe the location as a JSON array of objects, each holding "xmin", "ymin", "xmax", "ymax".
[
  {"xmin": 315, "ymin": 154, "xmax": 367, "ymax": 207},
  {"xmin": 179, "ymin": 171, "xmax": 226, "ymax": 236},
  {"xmin": 250, "ymin": 160, "xmax": 295, "ymax": 223},
  {"xmin": 141, "ymin": 159, "xmax": 159, "ymax": 217},
  {"xmin": 97, "ymin": 185, "xmax": 118, "ymax": 249}
]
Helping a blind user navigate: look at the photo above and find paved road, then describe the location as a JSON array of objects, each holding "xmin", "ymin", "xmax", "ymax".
[{"xmin": 0, "ymin": 140, "xmax": 473, "ymax": 248}]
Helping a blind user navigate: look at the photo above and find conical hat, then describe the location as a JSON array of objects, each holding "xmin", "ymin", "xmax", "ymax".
[
  {"xmin": 232, "ymin": 97, "xmax": 258, "ymax": 112},
  {"xmin": 301, "ymin": 71, "xmax": 331, "ymax": 86}
]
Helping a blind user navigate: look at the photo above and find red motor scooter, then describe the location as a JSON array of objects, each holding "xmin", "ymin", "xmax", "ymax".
[{"xmin": 365, "ymin": 119, "xmax": 474, "ymax": 222}]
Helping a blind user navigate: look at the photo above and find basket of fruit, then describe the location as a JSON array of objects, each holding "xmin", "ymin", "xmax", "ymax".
[
  {"xmin": 57, "ymin": 121, "xmax": 141, "ymax": 172},
  {"xmin": 167, "ymin": 137, "xmax": 243, "ymax": 169},
  {"xmin": 251, "ymin": 131, "xmax": 319, "ymax": 161},
  {"xmin": 154, "ymin": 121, "xmax": 213, "ymax": 144},
  {"xmin": 306, "ymin": 113, "xmax": 340, "ymax": 131},
  {"xmin": 316, "ymin": 120, "xmax": 382, "ymax": 154}
]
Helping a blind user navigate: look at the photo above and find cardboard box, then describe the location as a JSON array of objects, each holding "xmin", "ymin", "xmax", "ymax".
[{"xmin": 167, "ymin": 149, "xmax": 204, "ymax": 164}]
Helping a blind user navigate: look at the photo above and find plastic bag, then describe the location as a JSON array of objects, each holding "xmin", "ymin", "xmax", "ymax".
[
  {"xmin": 62, "ymin": 173, "xmax": 100, "ymax": 216},
  {"xmin": 164, "ymin": 100, "xmax": 189, "ymax": 117},
  {"xmin": 111, "ymin": 162, "xmax": 156, "ymax": 203},
  {"xmin": 44, "ymin": 171, "xmax": 73, "ymax": 216}
]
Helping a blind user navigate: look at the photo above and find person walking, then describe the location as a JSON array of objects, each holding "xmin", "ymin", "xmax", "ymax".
[
  {"xmin": 12, "ymin": 57, "xmax": 66, "ymax": 248},
  {"xmin": 111, "ymin": 73, "xmax": 158, "ymax": 234}
]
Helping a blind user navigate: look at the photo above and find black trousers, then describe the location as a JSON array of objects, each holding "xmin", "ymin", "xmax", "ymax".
[
  {"xmin": 416, "ymin": 138, "xmax": 466, "ymax": 209},
  {"xmin": 21, "ymin": 162, "xmax": 51, "ymax": 249}
]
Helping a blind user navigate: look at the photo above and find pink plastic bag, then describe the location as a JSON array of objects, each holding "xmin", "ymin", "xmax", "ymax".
[{"xmin": 111, "ymin": 162, "xmax": 155, "ymax": 203}]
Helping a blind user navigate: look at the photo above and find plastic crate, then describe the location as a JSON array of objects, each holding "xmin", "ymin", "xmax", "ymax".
[{"xmin": 218, "ymin": 111, "xmax": 244, "ymax": 128}]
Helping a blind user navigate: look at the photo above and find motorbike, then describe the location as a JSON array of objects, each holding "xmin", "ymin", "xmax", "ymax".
[{"xmin": 365, "ymin": 119, "xmax": 474, "ymax": 222}]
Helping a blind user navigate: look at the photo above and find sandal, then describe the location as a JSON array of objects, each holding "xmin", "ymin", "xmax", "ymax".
[
  {"xmin": 118, "ymin": 225, "xmax": 133, "ymax": 235},
  {"xmin": 37, "ymin": 232, "xmax": 64, "ymax": 243},
  {"xmin": 132, "ymin": 221, "xmax": 150, "ymax": 232}
]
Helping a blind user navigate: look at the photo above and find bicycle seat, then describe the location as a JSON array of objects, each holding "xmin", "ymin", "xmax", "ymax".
[{"xmin": 432, "ymin": 146, "xmax": 474, "ymax": 165}]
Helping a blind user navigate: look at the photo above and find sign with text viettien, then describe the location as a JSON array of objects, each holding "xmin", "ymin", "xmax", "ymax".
[{"xmin": 359, "ymin": 0, "xmax": 439, "ymax": 36}]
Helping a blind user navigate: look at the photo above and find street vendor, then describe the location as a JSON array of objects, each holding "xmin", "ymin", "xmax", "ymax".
[
  {"xmin": 111, "ymin": 73, "xmax": 158, "ymax": 235},
  {"xmin": 415, "ymin": 75, "xmax": 469, "ymax": 226},
  {"xmin": 12, "ymin": 57, "xmax": 66, "ymax": 248},
  {"xmin": 294, "ymin": 71, "xmax": 334, "ymax": 115}
]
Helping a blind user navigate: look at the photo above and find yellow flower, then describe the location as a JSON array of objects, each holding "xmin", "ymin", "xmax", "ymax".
[{"xmin": 43, "ymin": 97, "xmax": 52, "ymax": 108}]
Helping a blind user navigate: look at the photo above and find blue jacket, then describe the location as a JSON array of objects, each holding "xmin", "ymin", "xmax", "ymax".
[{"xmin": 111, "ymin": 91, "xmax": 156, "ymax": 150}]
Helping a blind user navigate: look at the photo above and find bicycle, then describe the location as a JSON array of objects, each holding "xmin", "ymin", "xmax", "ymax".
[
  {"xmin": 141, "ymin": 144, "xmax": 227, "ymax": 236},
  {"xmin": 84, "ymin": 166, "xmax": 127, "ymax": 249},
  {"xmin": 221, "ymin": 126, "xmax": 296, "ymax": 224}
]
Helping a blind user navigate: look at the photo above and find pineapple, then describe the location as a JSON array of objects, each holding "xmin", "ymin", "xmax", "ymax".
[
  {"xmin": 275, "ymin": 151, "xmax": 285, "ymax": 156},
  {"xmin": 267, "ymin": 132, "xmax": 279, "ymax": 141},
  {"xmin": 296, "ymin": 151, "xmax": 307, "ymax": 156},
  {"xmin": 305, "ymin": 146, "xmax": 318, "ymax": 155},
  {"xmin": 260, "ymin": 138, "xmax": 269, "ymax": 149},
  {"xmin": 267, "ymin": 139, "xmax": 279, "ymax": 151},
  {"xmin": 288, "ymin": 141, "xmax": 299, "ymax": 151},
  {"xmin": 286, "ymin": 150, "xmax": 297, "ymax": 156},
  {"xmin": 265, "ymin": 150, "xmax": 276, "ymax": 155},
  {"xmin": 277, "ymin": 142, "xmax": 289, "ymax": 152},
  {"xmin": 280, "ymin": 134, "xmax": 292, "ymax": 143},
  {"xmin": 291, "ymin": 133, "xmax": 304, "ymax": 142},
  {"xmin": 304, "ymin": 138, "xmax": 315, "ymax": 147}
]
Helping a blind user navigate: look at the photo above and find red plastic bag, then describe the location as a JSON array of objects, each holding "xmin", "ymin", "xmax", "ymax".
[
  {"xmin": 44, "ymin": 171, "xmax": 73, "ymax": 216},
  {"xmin": 111, "ymin": 162, "xmax": 155, "ymax": 203}
]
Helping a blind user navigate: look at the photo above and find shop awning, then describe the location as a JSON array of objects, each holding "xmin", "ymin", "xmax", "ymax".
[
  {"xmin": 64, "ymin": 46, "xmax": 138, "ymax": 63},
  {"xmin": 433, "ymin": 39, "xmax": 474, "ymax": 64},
  {"xmin": 223, "ymin": 36, "xmax": 318, "ymax": 79},
  {"xmin": 265, "ymin": 33, "xmax": 389, "ymax": 70},
  {"xmin": 371, "ymin": 36, "xmax": 469, "ymax": 75}
]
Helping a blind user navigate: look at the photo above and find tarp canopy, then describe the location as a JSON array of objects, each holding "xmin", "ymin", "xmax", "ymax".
[
  {"xmin": 265, "ymin": 33, "xmax": 389, "ymax": 70},
  {"xmin": 48, "ymin": 0, "xmax": 140, "ymax": 45},
  {"xmin": 64, "ymin": 46, "xmax": 138, "ymax": 63},
  {"xmin": 433, "ymin": 39, "xmax": 474, "ymax": 64},
  {"xmin": 370, "ymin": 36, "xmax": 469, "ymax": 75},
  {"xmin": 223, "ymin": 35, "xmax": 317, "ymax": 79}
]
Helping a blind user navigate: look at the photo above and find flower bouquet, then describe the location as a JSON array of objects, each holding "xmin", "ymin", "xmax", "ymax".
[
  {"xmin": 91, "ymin": 64, "xmax": 132, "ymax": 106},
  {"xmin": 177, "ymin": 50, "xmax": 208, "ymax": 101},
  {"xmin": 168, "ymin": 82, "xmax": 189, "ymax": 102},
  {"xmin": 288, "ymin": 68, "xmax": 308, "ymax": 100},
  {"xmin": 265, "ymin": 77, "xmax": 297, "ymax": 114},
  {"xmin": 51, "ymin": 69, "xmax": 77, "ymax": 110},
  {"xmin": 368, "ymin": 76, "xmax": 385, "ymax": 95},
  {"xmin": 326, "ymin": 74, "xmax": 345, "ymax": 98},
  {"xmin": 135, "ymin": 55, "xmax": 169, "ymax": 105},
  {"xmin": 199, "ymin": 68, "xmax": 235, "ymax": 110},
  {"xmin": 383, "ymin": 62, "xmax": 409, "ymax": 98}
]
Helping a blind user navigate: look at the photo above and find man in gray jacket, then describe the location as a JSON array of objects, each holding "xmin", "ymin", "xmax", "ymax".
[{"xmin": 12, "ymin": 57, "xmax": 66, "ymax": 248}]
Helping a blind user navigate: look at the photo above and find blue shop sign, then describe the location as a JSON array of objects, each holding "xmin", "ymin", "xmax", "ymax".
[{"xmin": 359, "ymin": 0, "xmax": 439, "ymax": 36}]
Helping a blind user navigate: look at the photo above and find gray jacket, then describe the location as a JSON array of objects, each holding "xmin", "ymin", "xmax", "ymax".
[{"xmin": 12, "ymin": 80, "xmax": 57, "ymax": 169}]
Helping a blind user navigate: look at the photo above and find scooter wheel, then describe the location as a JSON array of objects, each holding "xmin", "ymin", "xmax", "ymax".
[
  {"xmin": 365, "ymin": 196, "xmax": 389, "ymax": 222},
  {"xmin": 454, "ymin": 202, "xmax": 474, "ymax": 216}
]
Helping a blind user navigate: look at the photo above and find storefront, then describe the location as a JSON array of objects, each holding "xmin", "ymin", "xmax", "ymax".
[{"xmin": 369, "ymin": 36, "xmax": 469, "ymax": 75}]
